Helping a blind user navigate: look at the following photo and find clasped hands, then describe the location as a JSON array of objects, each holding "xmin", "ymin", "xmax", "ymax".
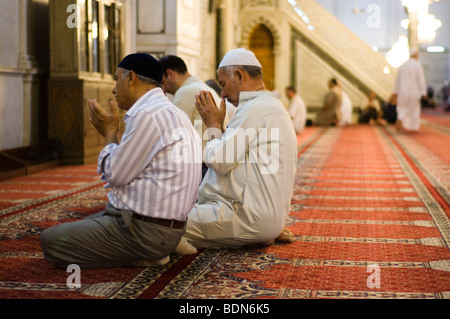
[
  {"xmin": 88, "ymin": 92, "xmax": 225, "ymax": 144},
  {"xmin": 88, "ymin": 99, "xmax": 120, "ymax": 145},
  {"xmin": 195, "ymin": 91, "xmax": 227, "ymax": 134}
]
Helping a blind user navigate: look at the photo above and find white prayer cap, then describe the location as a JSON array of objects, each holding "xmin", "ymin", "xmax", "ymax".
[{"xmin": 218, "ymin": 48, "xmax": 262, "ymax": 69}]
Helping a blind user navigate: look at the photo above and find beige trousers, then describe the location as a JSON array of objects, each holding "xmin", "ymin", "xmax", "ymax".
[{"xmin": 40, "ymin": 203, "xmax": 185, "ymax": 268}]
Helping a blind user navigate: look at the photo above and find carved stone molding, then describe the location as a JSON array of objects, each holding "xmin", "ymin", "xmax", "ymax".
[
  {"xmin": 240, "ymin": 16, "xmax": 281, "ymax": 51},
  {"xmin": 240, "ymin": 0, "xmax": 276, "ymax": 9}
]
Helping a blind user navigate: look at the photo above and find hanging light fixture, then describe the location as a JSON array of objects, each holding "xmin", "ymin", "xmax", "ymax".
[
  {"xmin": 386, "ymin": 35, "xmax": 410, "ymax": 68},
  {"xmin": 401, "ymin": 0, "xmax": 441, "ymax": 44},
  {"xmin": 417, "ymin": 14, "xmax": 442, "ymax": 43}
]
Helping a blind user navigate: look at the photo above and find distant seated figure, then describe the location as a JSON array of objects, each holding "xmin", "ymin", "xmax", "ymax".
[
  {"xmin": 358, "ymin": 92, "xmax": 385, "ymax": 125},
  {"xmin": 440, "ymin": 81, "xmax": 449, "ymax": 107},
  {"xmin": 314, "ymin": 78, "xmax": 342, "ymax": 126},
  {"xmin": 359, "ymin": 92, "xmax": 379, "ymax": 124},
  {"xmin": 421, "ymin": 86, "xmax": 436, "ymax": 108},
  {"xmin": 285, "ymin": 86, "xmax": 307, "ymax": 135},
  {"xmin": 382, "ymin": 94, "xmax": 398, "ymax": 124}
]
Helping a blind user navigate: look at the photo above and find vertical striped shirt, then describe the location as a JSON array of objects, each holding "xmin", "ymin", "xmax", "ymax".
[{"xmin": 98, "ymin": 88, "xmax": 202, "ymax": 221}]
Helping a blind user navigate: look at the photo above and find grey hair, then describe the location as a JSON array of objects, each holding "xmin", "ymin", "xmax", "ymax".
[
  {"xmin": 222, "ymin": 65, "xmax": 263, "ymax": 79},
  {"xmin": 122, "ymin": 70, "xmax": 163, "ymax": 88}
]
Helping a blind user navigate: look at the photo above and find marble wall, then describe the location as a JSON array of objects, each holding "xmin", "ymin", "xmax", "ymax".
[
  {"xmin": 0, "ymin": 0, "xmax": 49, "ymax": 151},
  {"xmin": 0, "ymin": 0, "xmax": 22, "ymax": 150}
]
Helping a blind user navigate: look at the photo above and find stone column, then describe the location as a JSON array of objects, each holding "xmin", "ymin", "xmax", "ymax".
[
  {"xmin": 18, "ymin": 0, "xmax": 37, "ymax": 69},
  {"xmin": 18, "ymin": 0, "xmax": 40, "ymax": 146},
  {"xmin": 408, "ymin": 11, "xmax": 420, "ymax": 53}
]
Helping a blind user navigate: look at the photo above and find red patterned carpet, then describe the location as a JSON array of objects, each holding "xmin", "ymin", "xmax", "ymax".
[{"xmin": 0, "ymin": 109, "xmax": 449, "ymax": 300}]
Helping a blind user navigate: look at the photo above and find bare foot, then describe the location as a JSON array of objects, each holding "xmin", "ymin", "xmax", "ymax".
[
  {"xmin": 174, "ymin": 237, "xmax": 198, "ymax": 255},
  {"xmin": 396, "ymin": 120, "xmax": 419, "ymax": 134},
  {"xmin": 276, "ymin": 227, "xmax": 295, "ymax": 243},
  {"xmin": 135, "ymin": 255, "xmax": 170, "ymax": 267}
]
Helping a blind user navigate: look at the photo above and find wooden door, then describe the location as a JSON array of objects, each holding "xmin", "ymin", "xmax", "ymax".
[{"xmin": 249, "ymin": 24, "xmax": 275, "ymax": 91}]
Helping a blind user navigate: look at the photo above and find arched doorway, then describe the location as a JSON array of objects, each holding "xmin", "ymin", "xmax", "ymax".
[{"xmin": 248, "ymin": 24, "xmax": 275, "ymax": 91}]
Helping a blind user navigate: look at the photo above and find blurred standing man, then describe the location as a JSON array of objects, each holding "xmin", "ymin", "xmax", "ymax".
[
  {"xmin": 41, "ymin": 53, "xmax": 202, "ymax": 268},
  {"xmin": 176, "ymin": 49, "xmax": 297, "ymax": 252},
  {"xmin": 285, "ymin": 86, "xmax": 307, "ymax": 135},
  {"xmin": 394, "ymin": 48, "xmax": 427, "ymax": 133}
]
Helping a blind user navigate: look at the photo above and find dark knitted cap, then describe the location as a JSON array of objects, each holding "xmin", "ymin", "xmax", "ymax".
[{"xmin": 118, "ymin": 53, "xmax": 163, "ymax": 83}]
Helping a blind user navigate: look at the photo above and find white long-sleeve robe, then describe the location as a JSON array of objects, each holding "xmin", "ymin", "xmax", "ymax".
[
  {"xmin": 172, "ymin": 76, "xmax": 234, "ymax": 153},
  {"xmin": 339, "ymin": 91, "xmax": 353, "ymax": 126},
  {"xmin": 184, "ymin": 91, "xmax": 298, "ymax": 249},
  {"xmin": 394, "ymin": 58, "xmax": 427, "ymax": 131},
  {"xmin": 288, "ymin": 94, "xmax": 307, "ymax": 134}
]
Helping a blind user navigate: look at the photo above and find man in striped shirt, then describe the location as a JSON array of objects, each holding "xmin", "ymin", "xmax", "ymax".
[{"xmin": 40, "ymin": 53, "xmax": 202, "ymax": 268}]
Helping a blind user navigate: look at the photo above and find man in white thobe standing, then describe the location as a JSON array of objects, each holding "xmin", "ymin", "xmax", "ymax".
[
  {"xmin": 394, "ymin": 49, "xmax": 427, "ymax": 133},
  {"xmin": 175, "ymin": 49, "xmax": 298, "ymax": 252}
]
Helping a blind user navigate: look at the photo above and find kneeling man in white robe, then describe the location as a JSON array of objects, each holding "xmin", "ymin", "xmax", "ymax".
[{"xmin": 176, "ymin": 49, "xmax": 298, "ymax": 252}]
